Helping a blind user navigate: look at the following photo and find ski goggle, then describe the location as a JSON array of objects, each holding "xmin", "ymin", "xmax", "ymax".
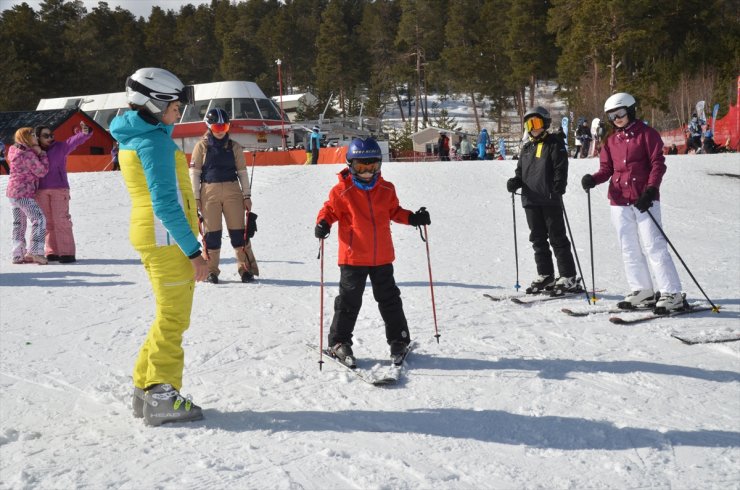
[
  {"xmin": 209, "ymin": 123, "xmax": 230, "ymax": 133},
  {"xmin": 525, "ymin": 117, "xmax": 545, "ymax": 132},
  {"xmin": 607, "ymin": 108, "xmax": 629, "ymax": 121},
  {"xmin": 126, "ymin": 78, "xmax": 194, "ymax": 105},
  {"xmin": 351, "ymin": 159, "xmax": 381, "ymax": 174}
]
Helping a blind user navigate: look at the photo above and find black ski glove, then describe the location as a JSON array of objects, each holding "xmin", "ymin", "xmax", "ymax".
[
  {"xmin": 408, "ymin": 207, "xmax": 431, "ymax": 227},
  {"xmin": 315, "ymin": 219, "xmax": 330, "ymax": 239},
  {"xmin": 635, "ymin": 186, "xmax": 658, "ymax": 213},
  {"xmin": 581, "ymin": 174, "xmax": 596, "ymax": 190},
  {"xmin": 506, "ymin": 177, "xmax": 522, "ymax": 193},
  {"xmin": 247, "ymin": 212, "xmax": 258, "ymax": 238}
]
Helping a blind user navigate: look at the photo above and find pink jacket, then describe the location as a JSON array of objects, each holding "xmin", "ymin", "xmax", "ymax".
[
  {"xmin": 6, "ymin": 144, "xmax": 49, "ymax": 199},
  {"xmin": 592, "ymin": 120, "xmax": 666, "ymax": 206}
]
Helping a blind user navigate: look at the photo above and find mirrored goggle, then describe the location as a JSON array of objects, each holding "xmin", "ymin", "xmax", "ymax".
[
  {"xmin": 209, "ymin": 123, "xmax": 230, "ymax": 133},
  {"xmin": 126, "ymin": 78, "xmax": 195, "ymax": 105},
  {"xmin": 607, "ymin": 108, "xmax": 628, "ymax": 121},
  {"xmin": 352, "ymin": 159, "xmax": 381, "ymax": 174},
  {"xmin": 525, "ymin": 117, "xmax": 545, "ymax": 132}
]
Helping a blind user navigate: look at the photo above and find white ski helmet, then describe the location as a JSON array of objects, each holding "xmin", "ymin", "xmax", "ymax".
[
  {"xmin": 125, "ymin": 67, "xmax": 194, "ymax": 119},
  {"xmin": 604, "ymin": 92, "xmax": 636, "ymax": 114}
]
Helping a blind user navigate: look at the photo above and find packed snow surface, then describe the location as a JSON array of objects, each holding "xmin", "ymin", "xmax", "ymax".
[{"xmin": 1, "ymin": 153, "xmax": 739, "ymax": 489}]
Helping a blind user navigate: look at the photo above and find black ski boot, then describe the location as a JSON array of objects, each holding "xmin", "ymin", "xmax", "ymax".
[
  {"xmin": 389, "ymin": 341, "xmax": 410, "ymax": 366},
  {"xmin": 330, "ymin": 343, "xmax": 356, "ymax": 368},
  {"xmin": 526, "ymin": 274, "xmax": 555, "ymax": 294}
]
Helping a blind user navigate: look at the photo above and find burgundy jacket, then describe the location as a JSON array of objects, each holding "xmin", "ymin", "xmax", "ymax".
[{"xmin": 592, "ymin": 120, "xmax": 666, "ymax": 206}]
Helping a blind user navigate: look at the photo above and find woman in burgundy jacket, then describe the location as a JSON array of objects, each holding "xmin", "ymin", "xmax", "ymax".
[{"xmin": 581, "ymin": 93, "xmax": 683, "ymax": 312}]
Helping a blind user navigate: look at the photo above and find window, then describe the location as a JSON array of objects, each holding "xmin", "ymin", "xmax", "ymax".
[
  {"xmin": 94, "ymin": 109, "xmax": 118, "ymax": 129},
  {"xmin": 180, "ymin": 100, "xmax": 211, "ymax": 123},
  {"xmin": 235, "ymin": 98, "xmax": 261, "ymax": 120},
  {"xmin": 256, "ymin": 98, "xmax": 282, "ymax": 121}
]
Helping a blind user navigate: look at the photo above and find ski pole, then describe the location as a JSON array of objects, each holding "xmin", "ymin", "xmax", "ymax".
[
  {"xmin": 318, "ymin": 238, "xmax": 325, "ymax": 370},
  {"xmin": 197, "ymin": 212, "xmax": 209, "ymax": 261},
  {"xmin": 511, "ymin": 192, "xmax": 521, "ymax": 291},
  {"xmin": 587, "ymin": 189, "xmax": 597, "ymax": 304},
  {"xmin": 646, "ymin": 209, "xmax": 719, "ymax": 312},
  {"xmin": 419, "ymin": 224, "xmax": 441, "ymax": 343},
  {"xmin": 561, "ymin": 199, "xmax": 591, "ymax": 304}
]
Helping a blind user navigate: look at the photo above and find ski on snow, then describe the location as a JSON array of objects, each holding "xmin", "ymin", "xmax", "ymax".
[
  {"xmin": 608, "ymin": 306, "xmax": 716, "ymax": 325},
  {"xmin": 305, "ymin": 342, "xmax": 413, "ymax": 386},
  {"xmin": 484, "ymin": 290, "xmax": 600, "ymax": 305},
  {"xmin": 670, "ymin": 330, "xmax": 740, "ymax": 345}
]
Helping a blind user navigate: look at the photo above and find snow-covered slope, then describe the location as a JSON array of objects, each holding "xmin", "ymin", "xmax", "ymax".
[{"xmin": 1, "ymin": 154, "xmax": 738, "ymax": 489}]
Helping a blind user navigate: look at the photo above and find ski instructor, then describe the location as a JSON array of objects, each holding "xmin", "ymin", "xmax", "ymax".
[{"xmin": 110, "ymin": 67, "xmax": 208, "ymax": 426}]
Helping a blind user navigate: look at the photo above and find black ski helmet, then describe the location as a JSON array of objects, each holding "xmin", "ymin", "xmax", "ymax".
[
  {"xmin": 524, "ymin": 106, "xmax": 552, "ymax": 129},
  {"xmin": 205, "ymin": 108, "xmax": 230, "ymax": 127}
]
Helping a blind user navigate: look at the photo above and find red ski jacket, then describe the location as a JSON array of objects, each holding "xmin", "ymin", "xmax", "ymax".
[{"xmin": 317, "ymin": 168, "xmax": 413, "ymax": 266}]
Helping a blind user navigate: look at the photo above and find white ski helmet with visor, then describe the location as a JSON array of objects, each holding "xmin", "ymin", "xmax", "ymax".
[{"xmin": 126, "ymin": 67, "xmax": 194, "ymax": 120}]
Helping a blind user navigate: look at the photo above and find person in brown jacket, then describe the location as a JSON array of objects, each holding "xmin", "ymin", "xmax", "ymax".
[{"xmin": 189, "ymin": 108, "xmax": 258, "ymax": 283}]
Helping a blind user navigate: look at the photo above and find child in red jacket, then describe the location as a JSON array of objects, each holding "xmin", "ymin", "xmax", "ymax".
[{"xmin": 315, "ymin": 138, "xmax": 430, "ymax": 367}]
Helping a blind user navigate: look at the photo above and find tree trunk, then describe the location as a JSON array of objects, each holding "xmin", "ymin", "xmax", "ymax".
[
  {"xmin": 529, "ymin": 74, "xmax": 536, "ymax": 107},
  {"xmin": 394, "ymin": 86, "xmax": 406, "ymax": 123},
  {"xmin": 470, "ymin": 92, "xmax": 480, "ymax": 132},
  {"xmin": 609, "ymin": 51, "xmax": 617, "ymax": 93}
]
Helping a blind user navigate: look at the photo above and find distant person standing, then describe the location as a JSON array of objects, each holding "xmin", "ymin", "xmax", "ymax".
[
  {"xmin": 477, "ymin": 128, "xmax": 489, "ymax": 160},
  {"xmin": 309, "ymin": 125, "xmax": 321, "ymax": 165},
  {"xmin": 110, "ymin": 142, "xmax": 120, "ymax": 171},
  {"xmin": 34, "ymin": 122, "xmax": 93, "ymax": 263},
  {"xmin": 460, "ymin": 134, "xmax": 472, "ymax": 160},
  {"xmin": 685, "ymin": 113, "xmax": 703, "ymax": 154},
  {"xmin": 437, "ymin": 131, "xmax": 450, "ymax": 161},
  {"xmin": 6, "ymin": 127, "xmax": 49, "ymax": 265},
  {"xmin": 110, "ymin": 67, "xmax": 208, "ymax": 426}
]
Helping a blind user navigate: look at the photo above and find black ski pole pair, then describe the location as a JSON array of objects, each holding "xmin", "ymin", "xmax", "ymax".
[{"xmin": 509, "ymin": 191, "xmax": 590, "ymax": 303}]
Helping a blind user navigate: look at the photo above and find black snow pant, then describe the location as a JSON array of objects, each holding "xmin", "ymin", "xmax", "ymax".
[
  {"xmin": 328, "ymin": 264, "xmax": 410, "ymax": 347},
  {"xmin": 311, "ymin": 147, "xmax": 319, "ymax": 165},
  {"xmin": 524, "ymin": 205, "xmax": 576, "ymax": 278}
]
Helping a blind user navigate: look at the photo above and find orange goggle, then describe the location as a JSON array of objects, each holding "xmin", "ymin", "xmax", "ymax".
[
  {"xmin": 210, "ymin": 123, "xmax": 230, "ymax": 133},
  {"xmin": 352, "ymin": 159, "xmax": 381, "ymax": 174},
  {"xmin": 525, "ymin": 117, "xmax": 545, "ymax": 132}
]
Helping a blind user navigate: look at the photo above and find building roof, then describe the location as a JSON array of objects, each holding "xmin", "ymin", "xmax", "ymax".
[{"xmin": 0, "ymin": 109, "xmax": 102, "ymax": 144}]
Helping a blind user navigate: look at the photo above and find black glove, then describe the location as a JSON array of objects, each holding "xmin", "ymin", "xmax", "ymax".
[
  {"xmin": 635, "ymin": 186, "xmax": 658, "ymax": 213},
  {"xmin": 553, "ymin": 181, "xmax": 566, "ymax": 195},
  {"xmin": 247, "ymin": 212, "xmax": 258, "ymax": 238},
  {"xmin": 506, "ymin": 177, "xmax": 522, "ymax": 193},
  {"xmin": 314, "ymin": 219, "xmax": 330, "ymax": 239},
  {"xmin": 581, "ymin": 174, "xmax": 596, "ymax": 190},
  {"xmin": 408, "ymin": 207, "xmax": 431, "ymax": 227}
]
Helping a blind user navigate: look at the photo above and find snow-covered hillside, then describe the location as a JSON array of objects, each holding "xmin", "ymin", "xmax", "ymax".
[{"xmin": 1, "ymin": 154, "xmax": 739, "ymax": 489}]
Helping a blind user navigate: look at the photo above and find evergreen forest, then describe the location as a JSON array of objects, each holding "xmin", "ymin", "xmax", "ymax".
[{"xmin": 1, "ymin": 0, "xmax": 738, "ymax": 133}]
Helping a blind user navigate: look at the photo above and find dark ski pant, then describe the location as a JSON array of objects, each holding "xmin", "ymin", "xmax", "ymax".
[
  {"xmin": 524, "ymin": 205, "xmax": 576, "ymax": 278},
  {"xmin": 328, "ymin": 264, "xmax": 410, "ymax": 347}
]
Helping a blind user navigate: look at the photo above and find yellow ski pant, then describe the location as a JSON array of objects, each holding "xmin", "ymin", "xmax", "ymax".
[{"xmin": 133, "ymin": 245, "xmax": 195, "ymax": 391}]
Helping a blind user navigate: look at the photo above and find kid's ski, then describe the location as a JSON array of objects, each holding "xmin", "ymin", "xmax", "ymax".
[
  {"xmin": 484, "ymin": 289, "xmax": 602, "ymax": 305},
  {"xmin": 671, "ymin": 330, "xmax": 740, "ymax": 345},
  {"xmin": 306, "ymin": 342, "xmax": 412, "ymax": 386},
  {"xmin": 609, "ymin": 306, "xmax": 714, "ymax": 325}
]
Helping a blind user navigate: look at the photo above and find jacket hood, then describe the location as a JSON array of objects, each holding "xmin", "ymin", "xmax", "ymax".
[{"xmin": 109, "ymin": 110, "xmax": 174, "ymax": 145}]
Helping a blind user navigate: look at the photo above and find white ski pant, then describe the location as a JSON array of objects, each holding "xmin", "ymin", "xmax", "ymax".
[{"xmin": 610, "ymin": 202, "xmax": 681, "ymax": 295}]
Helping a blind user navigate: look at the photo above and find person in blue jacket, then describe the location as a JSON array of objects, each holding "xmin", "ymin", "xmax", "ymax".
[
  {"xmin": 109, "ymin": 67, "xmax": 208, "ymax": 427},
  {"xmin": 477, "ymin": 128, "xmax": 489, "ymax": 160},
  {"xmin": 309, "ymin": 125, "xmax": 322, "ymax": 165}
]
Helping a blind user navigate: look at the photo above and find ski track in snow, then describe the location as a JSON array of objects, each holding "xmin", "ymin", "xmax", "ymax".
[{"xmin": 1, "ymin": 155, "xmax": 739, "ymax": 489}]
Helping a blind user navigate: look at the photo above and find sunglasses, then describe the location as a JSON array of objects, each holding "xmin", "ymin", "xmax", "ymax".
[
  {"xmin": 210, "ymin": 123, "xmax": 230, "ymax": 133},
  {"xmin": 39, "ymin": 132, "xmax": 54, "ymax": 139},
  {"xmin": 607, "ymin": 108, "xmax": 629, "ymax": 121},
  {"xmin": 352, "ymin": 159, "xmax": 381, "ymax": 174},
  {"xmin": 525, "ymin": 117, "xmax": 545, "ymax": 132}
]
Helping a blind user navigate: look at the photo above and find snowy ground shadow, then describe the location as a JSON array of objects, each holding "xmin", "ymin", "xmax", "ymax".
[
  {"xmin": 0, "ymin": 271, "xmax": 134, "ymax": 287},
  {"xmin": 204, "ymin": 408, "xmax": 740, "ymax": 450},
  {"xmin": 410, "ymin": 353, "xmax": 740, "ymax": 383}
]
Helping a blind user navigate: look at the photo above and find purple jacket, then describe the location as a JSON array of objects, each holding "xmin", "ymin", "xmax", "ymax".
[
  {"xmin": 6, "ymin": 144, "xmax": 49, "ymax": 198},
  {"xmin": 592, "ymin": 120, "xmax": 666, "ymax": 206},
  {"xmin": 37, "ymin": 130, "xmax": 93, "ymax": 190}
]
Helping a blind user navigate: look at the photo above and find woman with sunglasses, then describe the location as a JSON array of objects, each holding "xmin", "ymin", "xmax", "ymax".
[
  {"xmin": 34, "ymin": 122, "xmax": 93, "ymax": 263},
  {"xmin": 6, "ymin": 127, "xmax": 49, "ymax": 264},
  {"xmin": 581, "ymin": 92, "xmax": 683, "ymax": 312},
  {"xmin": 189, "ymin": 108, "xmax": 258, "ymax": 284},
  {"xmin": 507, "ymin": 106, "xmax": 579, "ymax": 296}
]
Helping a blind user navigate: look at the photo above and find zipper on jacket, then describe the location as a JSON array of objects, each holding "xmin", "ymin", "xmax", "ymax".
[{"xmin": 364, "ymin": 190, "xmax": 378, "ymax": 265}]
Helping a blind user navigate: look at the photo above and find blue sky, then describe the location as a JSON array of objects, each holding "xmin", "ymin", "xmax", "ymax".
[{"xmin": 1, "ymin": 0, "xmax": 213, "ymax": 18}]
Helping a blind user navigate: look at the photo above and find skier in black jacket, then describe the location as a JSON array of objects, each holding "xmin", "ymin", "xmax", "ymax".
[{"xmin": 506, "ymin": 106, "xmax": 579, "ymax": 295}]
